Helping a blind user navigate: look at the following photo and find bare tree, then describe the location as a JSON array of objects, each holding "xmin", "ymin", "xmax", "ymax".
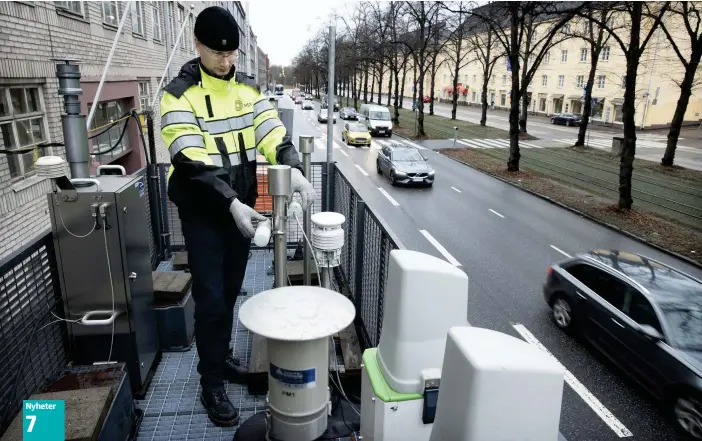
[
  {"xmin": 568, "ymin": 4, "xmax": 614, "ymax": 147},
  {"xmin": 441, "ymin": 2, "xmax": 474, "ymax": 120},
  {"xmin": 658, "ymin": 1, "xmax": 702, "ymax": 166},
  {"xmin": 472, "ymin": 2, "xmax": 584, "ymax": 170},
  {"xmin": 584, "ymin": 2, "xmax": 670, "ymax": 209}
]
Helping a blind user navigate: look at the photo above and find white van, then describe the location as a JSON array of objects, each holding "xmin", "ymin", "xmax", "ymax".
[{"xmin": 359, "ymin": 104, "xmax": 392, "ymax": 137}]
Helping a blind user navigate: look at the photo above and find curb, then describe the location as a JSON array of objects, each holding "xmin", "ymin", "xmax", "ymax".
[{"xmin": 441, "ymin": 152, "xmax": 702, "ymax": 270}]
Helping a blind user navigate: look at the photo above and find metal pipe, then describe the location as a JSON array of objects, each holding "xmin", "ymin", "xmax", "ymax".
[
  {"xmin": 321, "ymin": 267, "xmax": 331, "ymax": 290},
  {"xmin": 163, "ymin": 1, "xmax": 173, "ymax": 82},
  {"xmin": 56, "ymin": 62, "xmax": 90, "ymax": 179},
  {"xmin": 86, "ymin": 0, "xmax": 134, "ymax": 129},
  {"xmin": 325, "ymin": 25, "xmax": 336, "ymax": 212},
  {"xmin": 298, "ymin": 135, "xmax": 314, "ymax": 286},
  {"xmin": 151, "ymin": 5, "xmax": 195, "ymax": 110},
  {"xmin": 268, "ymin": 165, "xmax": 292, "ymax": 288}
]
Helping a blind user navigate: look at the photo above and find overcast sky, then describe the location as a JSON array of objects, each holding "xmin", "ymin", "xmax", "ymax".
[{"xmin": 248, "ymin": 0, "xmax": 349, "ymax": 66}]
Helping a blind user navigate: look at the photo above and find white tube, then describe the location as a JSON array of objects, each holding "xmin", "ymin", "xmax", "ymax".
[
  {"xmin": 254, "ymin": 219, "xmax": 272, "ymax": 247},
  {"xmin": 86, "ymin": 0, "xmax": 135, "ymax": 129},
  {"xmin": 150, "ymin": 5, "xmax": 195, "ymax": 110}
]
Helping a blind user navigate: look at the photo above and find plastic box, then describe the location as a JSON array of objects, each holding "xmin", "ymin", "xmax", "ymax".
[{"xmin": 154, "ymin": 290, "xmax": 195, "ymax": 351}]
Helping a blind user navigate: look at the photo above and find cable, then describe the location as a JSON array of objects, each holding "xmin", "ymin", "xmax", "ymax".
[
  {"xmin": 89, "ymin": 113, "xmax": 132, "ymax": 156},
  {"xmin": 88, "ymin": 113, "xmax": 131, "ymax": 134},
  {"xmin": 57, "ymin": 203, "xmax": 97, "ymax": 238},
  {"xmin": 102, "ymin": 210, "xmax": 116, "ymax": 363},
  {"xmin": 132, "ymin": 110, "xmax": 152, "ymax": 166},
  {"xmin": 291, "ymin": 210, "xmax": 323, "ymax": 288}
]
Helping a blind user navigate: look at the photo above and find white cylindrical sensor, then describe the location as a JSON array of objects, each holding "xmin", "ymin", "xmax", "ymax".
[{"xmin": 254, "ymin": 218, "xmax": 271, "ymax": 247}]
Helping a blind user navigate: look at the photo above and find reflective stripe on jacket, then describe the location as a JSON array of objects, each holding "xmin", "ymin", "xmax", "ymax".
[{"xmin": 160, "ymin": 59, "xmax": 301, "ymax": 222}]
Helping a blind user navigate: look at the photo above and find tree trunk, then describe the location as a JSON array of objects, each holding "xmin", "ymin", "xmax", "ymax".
[
  {"xmin": 576, "ymin": 49, "xmax": 600, "ymax": 146},
  {"xmin": 393, "ymin": 63, "xmax": 401, "ymax": 124},
  {"xmin": 417, "ymin": 55, "xmax": 426, "ymax": 137},
  {"xmin": 363, "ymin": 63, "xmax": 369, "ymax": 103},
  {"xmin": 480, "ymin": 30, "xmax": 492, "ymax": 126},
  {"xmin": 400, "ymin": 64, "xmax": 408, "ymax": 107},
  {"xmin": 507, "ymin": 5, "xmax": 521, "ymax": 172},
  {"xmin": 518, "ymin": 54, "xmax": 529, "ymax": 133},
  {"xmin": 377, "ymin": 65, "xmax": 384, "ymax": 105},
  {"xmin": 370, "ymin": 71, "xmax": 376, "ymax": 104},
  {"xmin": 429, "ymin": 56, "xmax": 437, "ymax": 115},
  {"xmin": 618, "ymin": 4, "xmax": 642, "ymax": 210},
  {"xmin": 354, "ymin": 71, "xmax": 359, "ymax": 109},
  {"xmin": 411, "ymin": 65, "xmax": 417, "ymax": 107},
  {"xmin": 387, "ymin": 71, "xmax": 393, "ymax": 107},
  {"xmin": 451, "ymin": 44, "xmax": 462, "ymax": 120},
  {"xmin": 662, "ymin": 47, "xmax": 701, "ymax": 166}
]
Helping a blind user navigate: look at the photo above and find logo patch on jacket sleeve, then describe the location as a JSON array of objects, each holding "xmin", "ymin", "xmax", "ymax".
[{"xmin": 235, "ymin": 100, "xmax": 243, "ymax": 111}]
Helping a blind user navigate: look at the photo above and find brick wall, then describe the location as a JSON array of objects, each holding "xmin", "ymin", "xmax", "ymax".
[{"xmin": 0, "ymin": 0, "xmax": 221, "ymax": 260}]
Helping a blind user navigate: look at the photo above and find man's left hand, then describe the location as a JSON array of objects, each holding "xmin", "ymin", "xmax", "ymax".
[{"xmin": 290, "ymin": 168, "xmax": 317, "ymax": 208}]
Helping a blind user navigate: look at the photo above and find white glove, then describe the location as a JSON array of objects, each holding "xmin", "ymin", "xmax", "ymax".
[
  {"xmin": 290, "ymin": 168, "xmax": 317, "ymax": 209},
  {"xmin": 229, "ymin": 199, "xmax": 266, "ymax": 238}
]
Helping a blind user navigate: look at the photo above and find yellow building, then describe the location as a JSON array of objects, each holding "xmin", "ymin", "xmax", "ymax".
[{"xmin": 388, "ymin": 12, "xmax": 701, "ymax": 129}]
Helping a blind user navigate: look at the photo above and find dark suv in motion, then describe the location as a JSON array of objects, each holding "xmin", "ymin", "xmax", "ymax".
[{"xmin": 543, "ymin": 250, "xmax": 702, "ymax": 439}]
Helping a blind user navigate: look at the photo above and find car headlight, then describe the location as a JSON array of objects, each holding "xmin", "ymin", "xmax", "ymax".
[
  {"xmin": 428, "ymin": 169, "xmax": 435, "ymax": 176},
  {"xmin": 394, "ymin": 170, "xmax": 407, "ymax": 176}
]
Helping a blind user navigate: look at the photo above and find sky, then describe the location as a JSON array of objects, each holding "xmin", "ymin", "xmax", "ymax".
[{"xmin": 248, "ymin": 0, "xmax": 349, "ymax": 66}]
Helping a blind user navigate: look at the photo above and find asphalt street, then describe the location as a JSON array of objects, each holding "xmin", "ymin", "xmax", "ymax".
[
  {"xmin": 286, "ymin": 95, "xmax": 702, "ymax": 441},
  {"xmin": 365, "ymin": 92, "xmax": 702, "ymax": 171}
]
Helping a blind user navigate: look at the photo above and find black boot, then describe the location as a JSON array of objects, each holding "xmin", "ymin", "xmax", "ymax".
[
  {"xmin": 225, "ymin": 350, "xmax": 248, "ymax": 384},
  {"xmin": 200, "ymin": 385, "xmax": 239, "ymax": 426}
]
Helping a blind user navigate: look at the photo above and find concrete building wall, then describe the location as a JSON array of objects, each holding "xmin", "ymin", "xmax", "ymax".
[{"xmin": 0, "ymin": 0, "xmax": 218, "ymax": 260}]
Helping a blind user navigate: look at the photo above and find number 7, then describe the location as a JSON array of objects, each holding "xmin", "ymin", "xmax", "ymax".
[{"xmin": 26, "ymin": 415, "xmax": 36, "ymax": 432}]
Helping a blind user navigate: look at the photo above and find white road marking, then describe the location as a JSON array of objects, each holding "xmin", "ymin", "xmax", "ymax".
[
  {"xmin": 419, "ymin": 229, "xmax": 462, "ymax": 267},
  {"xmin": 461, "ymin": 139, "xmax": 495, "ymax": 149},
  {"xmin": 376, "ymin": 139, "xmax": 390, "ymax": 147},
  {"xmin": 401, "ymin": 139, "xmax": 426, "ymax": 150},
  {"xmin": 512, "ymin": 324, "xmax": 634, "ymax": 438},
  {"xmin": 489, "ymin": 209, "xmax": 505, "ymax": 218},
  {"xmin": 377, "ymin": 187, "xmax": 400, "ymax": 206},
  {"xmin": 550, "ymin": 245, "xmax": 572, "ymax": 258},
  {"xmin": 354, "ymin": 164, "xmax": 369, "ymax": 176},
  {"xmin": 338, "ymin": 150, "xmax": 349, "ymax": 157},
  {"xmin": 314, "ymin": 139, "xmax": 326, "ymax": 150},
  {"xmin": 451, "ymin": 186, "xmax": 462, "ymax": 193}
]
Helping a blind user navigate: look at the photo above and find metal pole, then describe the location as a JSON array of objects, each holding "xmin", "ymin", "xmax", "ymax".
[
  {"xmin": 299, "ymin": 136, "xmax": 314, "ymax": 286},
  {"xmin": 86, "ymin": 0, "xmax": 134, "ymax": 129},
  {"xmin": 453, "ymin": 126, "xmax": 457, "ymax": 148},
  {"xmin": 151, "ymin": 5, "xmax": 195, "ymax": 109},
  {"xmin": 325, "ymin": 25, "xmax": 336, "ymax": 212},
  {"xmin": 268, "ymin": 165, "xmax": 292, "ymax": 288},
  {"xmin": 145, "ymin": 110, "xmax": 164, "ymax": 261},
  {"xmin": 321, "ymin": 268, "xmax": 332, "ymax": 290},
  {"xmin": 56, "ymin": 62, "xmax": 90, "ymax": 179}
]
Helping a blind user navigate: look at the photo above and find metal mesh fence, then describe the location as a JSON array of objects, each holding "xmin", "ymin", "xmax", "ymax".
[{"xmin": 0, "ymin": 232, "xmax": 67, "ymax": 432}]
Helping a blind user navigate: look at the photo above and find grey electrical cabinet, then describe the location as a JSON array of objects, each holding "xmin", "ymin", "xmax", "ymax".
[{"xmin": 48, "ymin": 174, "xmax": 159, "ymax": 395}]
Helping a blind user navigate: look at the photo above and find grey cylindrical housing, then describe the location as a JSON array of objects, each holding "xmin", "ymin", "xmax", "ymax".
[
  {"xmin": 61, "ymin": 114, "xmax": 90, "ymax": 179},
  {"xmin": 268, "ymin": 165, "xmax": 291, "ymax": 196},
  {"xmin": 298, "ymin": 135, "xmax": 314, "ymax": 154}
]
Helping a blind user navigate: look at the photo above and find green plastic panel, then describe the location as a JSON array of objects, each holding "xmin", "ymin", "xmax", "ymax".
[{"xmin": 363, "ymin": 348, "xmax": 423, "ymax": 403}]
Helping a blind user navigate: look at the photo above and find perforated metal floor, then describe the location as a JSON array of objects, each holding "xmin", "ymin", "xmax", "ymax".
[{"xmin": 136, "ymin": 250, "xmax": 353, "ymax": 441}]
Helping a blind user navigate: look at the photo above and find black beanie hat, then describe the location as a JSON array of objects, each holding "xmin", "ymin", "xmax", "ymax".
[{"xmin": 194, "ymin": 6, "xmax": 240, "ymax": 51}]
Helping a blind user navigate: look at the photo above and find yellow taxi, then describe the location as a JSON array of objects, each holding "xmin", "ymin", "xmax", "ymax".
[{"xmin": 341, "ymin": 122, "xmax": 372, "ymax": 147}]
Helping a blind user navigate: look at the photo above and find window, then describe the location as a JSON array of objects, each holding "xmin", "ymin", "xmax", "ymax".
[
  {"xmin": 597, "ymin": 75, "xmax": 606, "ymax": 89},
  {"xmin": 89, "ymin": 100, "xmax": 132, "ymax": 163},
  {"xmin": 563, "ymin": 24, "xmax": 571, "ymax": 34},
  {"xmin": 580, "ymin": 48, "xmax": 588, "ymax": 62},
  {"xmin": 542, "ymin": 75, "xmax": 548, "ymax": 87},
  {"xmin": 0, "ymin": 87, "xmax": 49, "ymax": 179},
  {"xmin": 601, "ymin": 46, "xmax": 610, "ymax": 61},
  {"xmin": 187, "ymin": 13, "xmax": 194, "ymax": 53},
  {"xmin": 565, "ymin": 103, "xmax": 569, "ymax": 112},
  {"xmin": 539, "ymin": 97, "xmax": 547, "ymax": 112},
  {"xmin": 131, "ymin": 2, "xmax": 144, "ymax": 36},
  {"xmin": 623, "ymin": 291, "xmax": 663, "ymax": 334},
  {"xmin": 561, "ymin": 50, "xmax": 568, "ymax": 63},
  {"xmin": 177, "ymin": 5, "xmax": 185, "ymax": 51},
  {"xmin": 102, "ymin": 1, "xmax": 120, "ymax": 27},
  {"xmin": 545, "ymin": 52, "xmax": 550, "ymax": 64},
  {"xmin": 138, "ymin": 81, "xmax": 150, "ymax": 110},
  {"xmin": 502, "ymin": 75, "xmax": 507, "ymax": 86},
  {"xmin": 152, "ymin": 3, "xmax": 162, "ymax": 41},
  {"xmin": 566, "ymin": 264, "xmax": 626, "ymax": 310},
  {"xmin": 576, "ymin": 75, "xmax": 584, "ymax": 88},
  {"xmin": 55, "ymin": 1, "xmax": 84, "ymax": 17},
  {"xmin": 500, "ymin": 93, "xmax": 506, "ymax": 107},
  {"xmin": 473, "ymin": 75, "xmax": 476, "ymax": 84},
  {"xmin": 471, "ymin": 91, "xmax": 476, "ymax": 102},
  {"xmin": 558, "ymin": 75, "xmax": 565, "ymax": 88},
  {"xmin": 169, "ymin": 3, "xmax": 177, "ymax": 44}
]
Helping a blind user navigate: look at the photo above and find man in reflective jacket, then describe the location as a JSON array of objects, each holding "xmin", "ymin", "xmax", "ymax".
[{"xmin": 160, "ymin": 6, "xmax": 316, "ymax": 427}]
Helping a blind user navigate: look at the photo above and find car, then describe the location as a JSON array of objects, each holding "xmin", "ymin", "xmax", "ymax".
[
  {"xmin": 342, "ymin": 122, "xmax": 371, "ymax": 147},
  {"xmin": 294, "ymin": 96, "xmax": 304, "ymax": 105},
  {"xmin": 322, "ymin": 97, "xmax": 340, "ymax": 111},
  {"xmin": 301, "ymin": 100, "xmax": 314, "ymax": 110},
  {"xmin": 339, "ymin": 107, "xmax": 358, "ymax": 120},
  {"xmin": 543, "ymin": 249, "xmax": 702, "ymax": 439},
  {"xmin": 317, "ymin": 108, "xmax": 336, "ymax": 123},
  {"xmin": 359, "ymin": 104, "xmax": 392, "ymax": 137},
  {"xmin": 376, "ymin": 142, "xmax": 434, "ymax": 186},
  {"xmin": 551, "ymin": 113, "xmax": 582, "ymax": 126},
  {"xmin": 423, "ymin": 95, "xmax": 432, "ymax": 103},
  {"xmin": 305, "ymin": 93, "xmax": 313, "ymax": 100}
]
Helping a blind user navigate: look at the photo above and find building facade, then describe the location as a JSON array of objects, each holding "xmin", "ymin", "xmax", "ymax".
[
  {"xmin": 0, "ymin": 1, "xmax": 256, "ymax": 260},
  {"xmin": 257, "ymin": 47, "xmax": 269, "ymax": 91},
  {"xmin": 390, "ymin": 12, "xmax": 701, "ymax": 129},
  {"xmin": 224, "ymin": 1, "xmax": 247, "ymax": 75}
]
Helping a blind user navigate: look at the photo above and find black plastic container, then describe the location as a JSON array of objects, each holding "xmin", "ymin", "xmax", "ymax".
[
  {"xmin": 154, "ymin": 290, "xmax": 195, "ymax": 351},
  {"xmin": 42, "ymin": 363, "xmax": 142, "ymax": 441}
]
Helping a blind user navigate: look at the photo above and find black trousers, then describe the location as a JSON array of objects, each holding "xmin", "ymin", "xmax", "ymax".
[{"xmin": 181, "ymin": 217, "xmax": 251, "ymax": 388}]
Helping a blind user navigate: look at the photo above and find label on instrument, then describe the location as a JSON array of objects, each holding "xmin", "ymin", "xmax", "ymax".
[{"xmin": 270, "ymin": 363, "xmax": 316, "ymax": 389}]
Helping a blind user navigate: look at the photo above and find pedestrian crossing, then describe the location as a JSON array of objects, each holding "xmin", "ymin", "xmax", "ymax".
[
  {"xmin": 554, "ymin": 138, "xmax": 670, "ymax": 150},
  {"xmin": 455, "ymin": 138, "xmax": 545, "ymax": 149}
]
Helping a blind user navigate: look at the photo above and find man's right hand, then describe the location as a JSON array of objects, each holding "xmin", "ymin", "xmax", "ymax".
[{"xmin": 229, "ymin": 199, "xmax": 266, "ymax": 238}]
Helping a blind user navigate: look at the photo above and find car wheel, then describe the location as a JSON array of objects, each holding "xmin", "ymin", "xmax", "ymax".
[
  {"xmin": 376, "ymin": 161, "xmax": 382, "ymax": 174},
  {"xmin": 673, "ymin": 394, "xmax": 702, "ymax": 440},
  {"xmin": 551, "ymin": 295, "xmax": 574, "ymax": 332}
]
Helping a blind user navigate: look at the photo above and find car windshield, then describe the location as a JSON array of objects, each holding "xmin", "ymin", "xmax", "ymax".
[
  {"xmin": 662, "ymin": 307, "xmax": 702, "ymax": 350},
  {"xmin": 349, "ymin": 124, "xmax": 366, "ymax": 132},
  {"xmin": 320, "ymin": 109, "xmax": 327, "ymax": 115},
  {"xmin": 392, "ymin": 149, "xmax": 424, "ymax": 162},
  {"xmin": 344, "ymin": 108, "xmax": 355, "ymax": 113},
  {"xmin": 369, "ymin": 111, "xmax": 390, "ymax": 120}
]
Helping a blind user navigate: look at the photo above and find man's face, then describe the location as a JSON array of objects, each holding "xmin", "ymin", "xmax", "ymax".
[{"xmin": 196, "ymin": 39, "xmax": 237, "ymax": 77}]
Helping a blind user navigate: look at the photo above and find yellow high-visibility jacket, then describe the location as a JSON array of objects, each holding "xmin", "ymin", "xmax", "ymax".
[{"xmin": 160, "ymin": 59, "xmax": 301, "ymax": 222}]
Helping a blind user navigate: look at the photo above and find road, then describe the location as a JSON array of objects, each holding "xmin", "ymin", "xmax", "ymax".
[
  {"xmin": 286, "ymin": 95, "xmax": 701, "ymax": 441},
  {"xmin": 364, "ymin": 92, "xmax": 702, "ymax": 171}
]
